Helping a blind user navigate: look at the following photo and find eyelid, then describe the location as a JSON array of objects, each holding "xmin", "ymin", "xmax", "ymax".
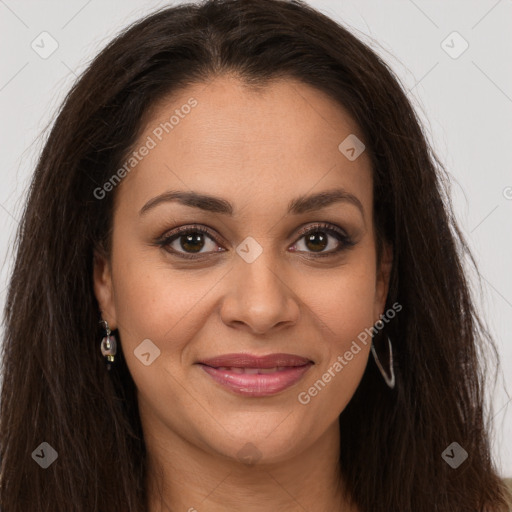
[
  {"xmin": 156, "ymin": 222, "xmax": 354, "ymax": 259},
  {"xmin": 295, "ymin": 222, "xmax": 348, "ymax": 239},
  {"xmin": 155, "ymin": 224, "xmax": 224, "ymax": 259}
]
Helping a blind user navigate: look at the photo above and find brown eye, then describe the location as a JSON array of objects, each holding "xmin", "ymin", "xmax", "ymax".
[
  {"xmin": 178, "ymin": 232, "xmax": 207, "ymax": 253},
  {"xmin": 291, "ymin": 223, "xmax": 355, "ymax": 257},
  {"xmin": 157, "ymin": 225, "xmax": 225, "ymax": 259},
  {"xmin": 303, "ymin": 231, "xmax": 329, "ymax": 252},
  {"xmin": 155, "ymin": 222, "xmax": 355, "ymax": 261}
]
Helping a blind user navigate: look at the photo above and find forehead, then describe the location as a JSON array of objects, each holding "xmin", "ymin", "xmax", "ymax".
[{"xmin": 114, "ymin": 74, "xmax": 373, "ymax": 218}]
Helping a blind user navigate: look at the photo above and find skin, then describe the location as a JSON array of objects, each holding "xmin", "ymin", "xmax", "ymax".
[{"xmin": 94, "ymin": 74, "xmax": 392, "ymax": 512}]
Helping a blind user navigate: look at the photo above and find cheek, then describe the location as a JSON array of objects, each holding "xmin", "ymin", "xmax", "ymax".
[
  {"xmin": 292, "ymin": 289, "xmax": 375, "ymax": 433},
  {"xmin": 296, "ymin": 283, "xmax": 375, "ymax": 418},
  {"xmin": 110, "ymin": 257, "xmax": 213, "ymax": 408},
  {"xmin": 300, "ymin": 254, "xmax": 377, "ymax": 396},
  {"xmin": 111, "ymin": 258, "xmax": 220, "ymax": 348},
  {"xmin": 308, "ymin": 256, "xmax": 378, "ymax": 342}
]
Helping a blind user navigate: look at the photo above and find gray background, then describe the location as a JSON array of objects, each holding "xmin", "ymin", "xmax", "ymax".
[{"xmin": 1, "ymin": 0, "xmax": 511, "ymax": 476}]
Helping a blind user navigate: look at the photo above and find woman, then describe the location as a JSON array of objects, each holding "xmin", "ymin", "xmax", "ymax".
[{"xmin": 1, "ymin": 0, "xmax": 511, "ymax": 510}]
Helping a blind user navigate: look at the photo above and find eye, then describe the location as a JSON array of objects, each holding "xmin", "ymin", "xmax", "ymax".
[
  {"xmin": 291, "ymin": 222, "xmax": 355, "ymax": 257},
  {"xmin": 155, "ymin": 222, "xmax": 355, "ymax": 260},
  {"xmin": 155, "ymin": 224, "xmax": 224, "ymax": 259}
]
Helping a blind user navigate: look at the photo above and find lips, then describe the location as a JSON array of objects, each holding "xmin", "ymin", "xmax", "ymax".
[
  {"xmin": 210, "ymin": 366, "xmax": 290, "ymax": 374},
  {"xmin": 197, "ymin": 353, "xmax": 314, "ymax": 397},
  {"xmin": 198, "ymin": 352, "xmax": 312, "ymax": 369}
]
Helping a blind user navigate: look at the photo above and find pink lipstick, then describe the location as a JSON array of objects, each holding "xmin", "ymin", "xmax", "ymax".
[{"xmin": 197, "ymin": 353, "xmax": 313, "ymax": 397}]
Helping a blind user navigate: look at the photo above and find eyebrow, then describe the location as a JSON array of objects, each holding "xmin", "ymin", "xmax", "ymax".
[{"xmin": 139, "ymin": 187, "xmax": 365, "ymax": 219}]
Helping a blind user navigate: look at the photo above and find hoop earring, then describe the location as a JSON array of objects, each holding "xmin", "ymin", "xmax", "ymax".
[
  {"xmin": 100, "ymin": 320, "xmax": 117, "ymax": 371},
  {"xmin": 370, "ymin": 336, "xmax": 395, "ymax": 389}
]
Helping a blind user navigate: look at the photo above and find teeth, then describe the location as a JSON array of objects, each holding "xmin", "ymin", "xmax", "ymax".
[
  {"xmin": 258, "ymin": 367, "xmax": 280, "ymax": 374},
  {"xmin": 214, "ymin": 366, "xmax": 288, "ymax": 374},
  {"xmin": 243, "ymin": 368, "xmax": 260, "ymax": 374}
]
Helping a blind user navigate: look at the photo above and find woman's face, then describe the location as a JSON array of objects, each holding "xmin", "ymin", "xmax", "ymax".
[{"xmin": 94, "ymin": 75, "xmax": 392, "ymax": 464}]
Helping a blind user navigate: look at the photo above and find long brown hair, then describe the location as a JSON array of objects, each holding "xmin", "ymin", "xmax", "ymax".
[{"xmin": 1, "ymin": 0, "xmax": 510, "ymax": 510}]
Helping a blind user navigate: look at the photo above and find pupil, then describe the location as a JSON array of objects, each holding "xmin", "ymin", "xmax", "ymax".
[
  {"xmin": 181, "ymin": 233, "xmax": 204, "ymax": 253},
  {"xmin": 306, "ymin": 232, "xmax": 327, "ymax": 252},
  {"xmin": 178, "ymin": 231, "xmax": 328, "ymax": 254}
]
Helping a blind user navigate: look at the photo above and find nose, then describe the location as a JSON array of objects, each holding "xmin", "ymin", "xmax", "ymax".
[{"xmin": 219, "ymin": 247, "xmax": 300, "ymax": 335}]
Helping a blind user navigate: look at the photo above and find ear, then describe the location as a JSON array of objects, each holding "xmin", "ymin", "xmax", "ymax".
[
  {"xmin": 374, "ymin": 240, "xmax": 393, "ymax": 321},
  {"xmin": 93, "ymin": 247, "xmax": 117, "ymax": 329}
]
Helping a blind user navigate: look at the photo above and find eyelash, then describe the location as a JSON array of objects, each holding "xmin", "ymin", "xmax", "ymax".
[{"xmin": 154, "ymin": 222, "xmax": 355, "ymax": 260}]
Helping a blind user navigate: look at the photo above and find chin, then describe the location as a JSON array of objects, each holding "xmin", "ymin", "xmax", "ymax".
[{"xmin": 203, "ymin": 422, "xmax": 313, "ymax": 466}]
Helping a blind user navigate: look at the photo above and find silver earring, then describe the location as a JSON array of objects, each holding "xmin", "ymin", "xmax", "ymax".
[
  {"xmin": 100, "ymin": 320, "xmax": 117, "ymax": 371},
  {"xmin": 370, "ymin": 336, "xmax": 395, "ymax": 389}
]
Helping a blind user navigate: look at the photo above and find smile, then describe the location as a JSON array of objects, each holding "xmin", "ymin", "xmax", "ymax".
[{"xmin": 198, "ymin": 362, "xmax": 313, "ymax": 397}]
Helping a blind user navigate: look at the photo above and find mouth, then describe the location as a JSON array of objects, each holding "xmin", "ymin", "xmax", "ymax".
[
  {"xmin": 196, "ymin": 353, "xmax": 314, "ymax": 397},
  {"xmin": 197, "ymin": 352, "xmax": 313, "ymax": 368},
  {"xmin": 203, "ymin": 366, "xmax": 301, "ymax": 374}
]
